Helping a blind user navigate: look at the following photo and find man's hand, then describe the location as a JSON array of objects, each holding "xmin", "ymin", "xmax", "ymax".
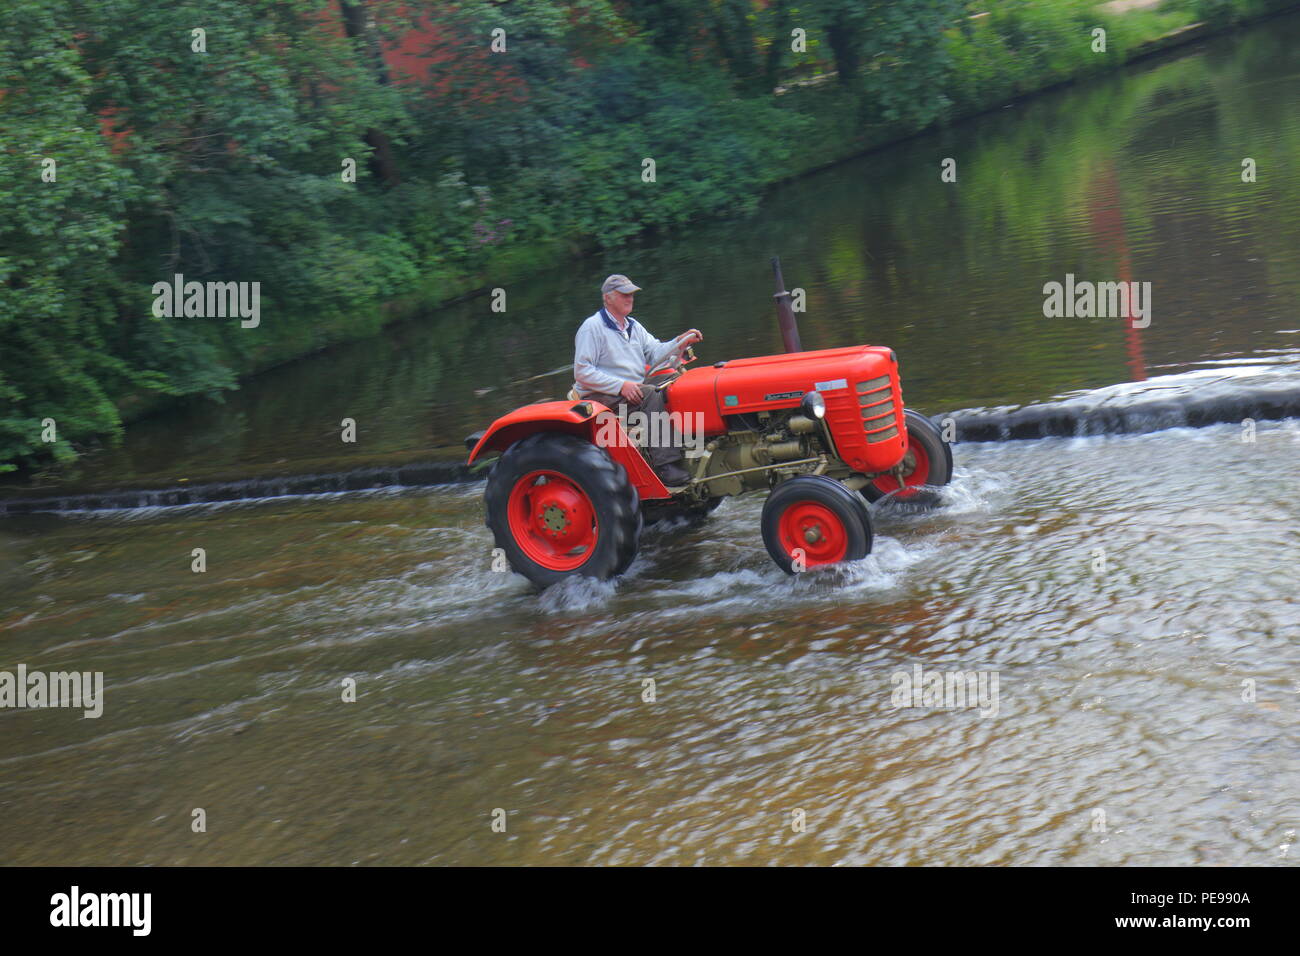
[
  {"xmin": 620, "ymin": 380, "xmax": 643, "ymax": 403},
  {"xmin": 677, "ymin": 329, "xmax": 703, "ymax": 347}
]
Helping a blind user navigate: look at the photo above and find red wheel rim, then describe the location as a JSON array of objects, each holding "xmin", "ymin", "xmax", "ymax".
[
  {"xmin": 506, "ymin": 470, "xmax": 599, "ymax": 571},
  {"xmin": 871, "ymin": 431, "xmax": 931, "ymax": 498},
  {"xmin": 777, "ymin": 502, "xmax": 848, "ymax": 567}
]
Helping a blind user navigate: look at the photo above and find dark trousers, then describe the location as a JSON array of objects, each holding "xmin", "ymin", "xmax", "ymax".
[{"xmin": 582, "ymin": 386, "xmax": 685, "ymax": 472}]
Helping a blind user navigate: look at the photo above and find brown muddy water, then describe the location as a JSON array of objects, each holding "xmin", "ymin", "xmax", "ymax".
[{"xmin": 1, "ymin": 17, "xmax": 1298, "ymax": 865}]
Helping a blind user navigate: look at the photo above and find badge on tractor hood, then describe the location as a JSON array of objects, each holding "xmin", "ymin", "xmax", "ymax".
[{"xmin": 763, "ymin": 390, "xmax": 805, "ymax": 402}]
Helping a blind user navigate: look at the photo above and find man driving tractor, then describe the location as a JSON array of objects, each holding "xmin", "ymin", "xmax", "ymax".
[
  {"xmin": 471, "ymin": 262, "xmax": 952, "ymax": 587},
  {"xmin": 573, "ymin": 274, "xmax": 702, "ymax": 487}
]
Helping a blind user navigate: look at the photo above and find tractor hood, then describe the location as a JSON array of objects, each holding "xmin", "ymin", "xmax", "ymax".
[{"xmin": 666, "ymin": 345, "xmax": 905, "ymax": 473}]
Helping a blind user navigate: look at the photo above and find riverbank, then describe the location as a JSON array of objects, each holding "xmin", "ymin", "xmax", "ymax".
[{"xmin": 120, "ymin": 0, "xmax": 1300, "ymax": 409}]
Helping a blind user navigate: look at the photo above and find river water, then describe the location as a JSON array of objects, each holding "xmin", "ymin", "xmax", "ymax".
[{"xmin": 1, "ymin": 18, "xmax": 1297, "ymax": 865}]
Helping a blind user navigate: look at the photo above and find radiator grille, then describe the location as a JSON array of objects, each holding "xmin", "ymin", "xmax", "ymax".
[{"xmin": 857, "ymin": 375, "xmax": 899, "ymax": 443}]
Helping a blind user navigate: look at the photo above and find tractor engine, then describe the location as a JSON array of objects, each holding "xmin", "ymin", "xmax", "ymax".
[{"xmin": 692, "ymin": 409, "xmax": 823, "ymax": 497}]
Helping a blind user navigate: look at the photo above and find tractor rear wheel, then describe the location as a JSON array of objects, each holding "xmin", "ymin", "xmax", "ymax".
[
  {"xmin": 863, "ymin": 408, "xmax": 953, "ymax": 503},
  {"xmin": 485, "ymin": 432, "xmax": 640, "ymax": 588},
  {"xmin": 762, "ymin": 475, "xmax": 872, "ymax": 574}
]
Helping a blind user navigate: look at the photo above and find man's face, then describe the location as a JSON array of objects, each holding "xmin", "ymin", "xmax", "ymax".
[{"xmin": 606, "ymin": 290, "xmax": 635, "ymax": 313}]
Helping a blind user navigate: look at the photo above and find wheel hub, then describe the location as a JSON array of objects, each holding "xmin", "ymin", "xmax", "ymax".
[
  {"xmin": 541, "ymin": 503, "xmax": 570, "ymax": 533},
  {"xmin": 507, "ymin": 470, "xmax": 600, "ymax": 571},
  {"xmin": 778, "ymin": 502, "xmax": 848, "ymax": 566}
]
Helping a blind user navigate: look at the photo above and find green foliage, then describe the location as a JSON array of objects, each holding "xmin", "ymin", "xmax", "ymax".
[
  {"xmin": 0, "ymin": 5, "xmax": 140, "ymax": 470},
  {"xmin": 947, "ymin": 0, "xmax": 1126, "ymax": 111},
  {"xmin": 810, "ymin": 0, "xmax": 966, "ymax": 129},
  {"xmin": 0, "ymin": 0, "xmax": 1285, "ymax": 473},
  {"xmin": 2, "ymin": 0, "xmax": 409, "ymax": 471}
]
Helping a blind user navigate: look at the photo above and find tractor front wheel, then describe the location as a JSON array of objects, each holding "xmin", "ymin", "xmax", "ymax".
[
  {"xmin": 863, "ymin": 408, "xmax": 954, "ymax": 503},
  {"xmin": 485, "ymin": 432, "xmax": 641, "ymax": 588},
  {"xmin": 762, "ymin": 475, "xmax": 873, "ymax": 574}
]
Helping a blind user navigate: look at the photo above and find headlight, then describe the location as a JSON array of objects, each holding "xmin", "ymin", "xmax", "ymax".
[{"xmin": 800, "ymin": 391, "xmax": 826, "ymax": 420}]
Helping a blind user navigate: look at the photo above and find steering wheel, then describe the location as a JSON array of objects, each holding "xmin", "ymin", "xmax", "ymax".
[{"xmin": 647, "ymin": 346, "xmax": 698, "ymax": 391}]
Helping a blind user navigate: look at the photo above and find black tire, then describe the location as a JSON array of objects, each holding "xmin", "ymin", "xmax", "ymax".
[
  {"xmin": 761, "ymin": 475, "xmax": 873, "ymax": 574},
  {"xmin": 485, "ymin": 432, "xmax": 640, "ymax": 588},
  {"xmin": 862, "ymin": 408, "xmax": 954, "ymax": 504}
]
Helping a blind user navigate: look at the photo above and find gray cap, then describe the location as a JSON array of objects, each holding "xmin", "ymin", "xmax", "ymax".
[{"xmin": 601, "ymin": 274, "xmax": 642, "ymax": 295}]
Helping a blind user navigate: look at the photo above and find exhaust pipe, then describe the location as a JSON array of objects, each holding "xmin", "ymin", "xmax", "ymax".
[{"xmin": 771, "ymin": 256, "xmax": 802, "ymax": 353}]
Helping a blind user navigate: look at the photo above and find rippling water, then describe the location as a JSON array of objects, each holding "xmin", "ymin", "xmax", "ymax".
[
  {"xmin": 2, "ymin": 420, "xmax": 1296, "ymax": 864},
  {"xmin": 2, "ymin": 16, "xmax": 1299, "ymax": 865}
]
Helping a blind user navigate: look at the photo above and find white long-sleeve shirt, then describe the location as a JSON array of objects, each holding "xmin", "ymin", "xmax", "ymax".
[{"xmin": 573, "ymin": 308, "xmax": 681, "ymax": 397}]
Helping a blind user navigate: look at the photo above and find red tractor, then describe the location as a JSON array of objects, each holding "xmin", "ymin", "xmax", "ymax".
[{"xmin": 466, "ymin": 265, "xmax": 953, "ymax": 588}]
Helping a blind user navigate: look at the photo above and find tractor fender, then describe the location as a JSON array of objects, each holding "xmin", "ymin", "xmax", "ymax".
[{"xmin": 468, "ymin": 400, "xmax": 672, "ymax": 501}]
